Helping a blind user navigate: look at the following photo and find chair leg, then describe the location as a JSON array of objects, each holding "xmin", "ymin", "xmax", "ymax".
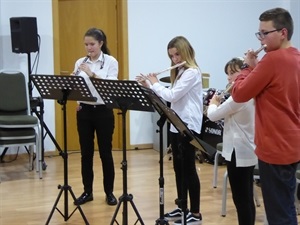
[
  {"xmin": 263, "ymin": 212, "xmax": 269, "ymax": 225},
  {"xmin": 29, "ymin": 145, "xmax": 34, "ymax": 171},
  {"xmin": 221, "ymin": 170, "xmax": 228, "ymax": 216},
  {"xmin": 213, "ymin": 151, "xmax": 221, "ymax": 188},
  {"xmin": 35, "ymin": 143, "xmax": 39, "ymax": 173},
  {"xmin": 221, "ymin": 170, "xmax": 262, "ymax": 218},
  {"xmin": 295, "ymin": 180, "xmax": 300, "ymax": 214},
  {"xmin": 253, "ymin": 185, "xmax": 260, "ymax": 207},
  {"xmin": 36, "ymin": 127, "xmax": 43, "ymax": 179},
  {"xmin": 38, "ymin": 140, "xmax": 42, "ymax": 179}
]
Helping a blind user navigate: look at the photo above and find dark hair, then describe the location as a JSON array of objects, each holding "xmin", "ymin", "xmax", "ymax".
[
  {"xmin": 84, "ymin": 28, "xmax": 110, "ymax": 55},
  {"xmin": 224, "ymin": 57, "xmax": 244, "ymax": 74},
  {"xmin": 259, "ymin": 7, "xmax": 293, "ymax": 40}
]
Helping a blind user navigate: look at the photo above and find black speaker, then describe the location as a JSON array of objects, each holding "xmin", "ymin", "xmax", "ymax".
[{"xmin": 10, "ymin": 17, "xmax": 39, "ymax": 53}]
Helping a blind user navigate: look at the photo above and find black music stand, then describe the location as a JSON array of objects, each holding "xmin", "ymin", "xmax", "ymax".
[
  {"xmin": 139, "ymin": 86, "xmax": 169, "ymax": 225},
  {"xmin": 140, "ymin": 86, "xmax": 208, "ymax": 225},
  {"xmin": 30, "ymin": 75, "xmax": 96, "ymax": 225},
  {"xmin": 140, "ymin": 87, "xmax": 207, "ymax": 153},
  {"xmin": 90, "ymin": 78, "xmax": 154, "ymax": 225}
]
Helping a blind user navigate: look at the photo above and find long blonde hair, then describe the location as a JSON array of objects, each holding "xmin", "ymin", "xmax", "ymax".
[{"xmin": 167, "ymin": 36, "xmax": 199, "ymax": 84}]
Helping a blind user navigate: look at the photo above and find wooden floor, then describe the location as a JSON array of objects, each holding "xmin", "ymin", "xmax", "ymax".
[{"xmin": 0, "ymin": 149, "xmax": 271, "ymax": 225}]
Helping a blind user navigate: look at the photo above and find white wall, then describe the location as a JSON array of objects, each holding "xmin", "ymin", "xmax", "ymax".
[
  {"xmin": 0, "ymin": 0, "xmax": 55, "ymax": 152},
  {"xmin": 0, "ymin": 0, "xmax": 299, "ymax": 151},
  {"xmin": 127, "ymin": 0, "xmax": 299, "ymax": 146},
  {"xmin": 291, "ymin": 0, "xmax": 300, "ymax": 48}
]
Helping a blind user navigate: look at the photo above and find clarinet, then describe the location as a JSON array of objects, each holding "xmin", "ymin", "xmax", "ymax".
[{"xmin": 74, "ymin": 54, "xmax": 90, "ymax": 76}]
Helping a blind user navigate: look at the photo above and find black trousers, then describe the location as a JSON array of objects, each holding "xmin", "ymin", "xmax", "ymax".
[
  {"xmin": 170, "ymin": 131, "xmax": 200, "ymax": 213},
  {"xmin": 77, "ymin": 103, "xmax": 115, "ymax": 195},
  {"xmin": 226, "ymin": 151, "xmax": 255, "ymax": 225}
]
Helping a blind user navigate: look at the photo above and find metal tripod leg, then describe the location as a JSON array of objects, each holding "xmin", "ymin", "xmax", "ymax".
[
  {"xmin": 110, "ymin": 194, "xmax": 144, "ymax": 225},
  {"xmin": 31, "ymin": 97, "xmax": 63, "ymax": 171},
  {"xmin": 45, "ymin": 99, "xmax": 89, "ymax": 225},
  {"xmin": 0, "ymin": 148, "xmax": 9, "ymax": 162},
  {"xmin": 155, "ymin": 116, "xmax": 169, "ymax": 225},
  {"xmin": 110, "ymin": 108, "xmax": 144, "ymax": 225},
  {"xmin": 45, "ymin": 184, "xmax": 89, "ymax": 225}
]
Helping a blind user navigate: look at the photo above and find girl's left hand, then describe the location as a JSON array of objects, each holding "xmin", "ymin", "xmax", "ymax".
[{"xmin": 209, "ymin": 94, "xmax": 221, "ymax": 106}]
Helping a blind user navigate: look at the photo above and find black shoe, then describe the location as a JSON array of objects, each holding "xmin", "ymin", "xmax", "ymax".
[
  {"xmin": 106, "ymin": 193, "xmax": 117, "ymax": 205},
  {"xmin": 74, "ymin": 192, "xmax": 93, "ymax": 205}
]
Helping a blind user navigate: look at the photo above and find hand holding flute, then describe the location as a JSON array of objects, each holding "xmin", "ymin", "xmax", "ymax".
[
  {"xmin": 218, "ymin": 44, "xmax": 268, "ymax": 95},
  {"xmin": 71, "ymin": 53, "xmax": 91, "ymax": 76},
  {"xmin": 243, "ymin": 44, "xmax": 267, "ymax": 68},
  {"xmin": 135, "ymin": 72, "xmax": 158, "ymax": 88}
]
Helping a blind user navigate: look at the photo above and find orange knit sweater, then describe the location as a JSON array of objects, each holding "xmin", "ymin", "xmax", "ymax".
[{"xmin": 232, "ymin": 47, "xmax": 300, "ymax": 164}]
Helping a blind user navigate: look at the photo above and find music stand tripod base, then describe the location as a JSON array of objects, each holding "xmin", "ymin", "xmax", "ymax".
[
  {"xmin": 31, "ymin": 75, "xmax": 96, "ymax": 225},
  {"xmin": 90, "ymin": 79, "xmax": 154, "ymax": 225},
  {"xmin": 141, "ymin": 86, "xmax": 208, "ymax": 225}
]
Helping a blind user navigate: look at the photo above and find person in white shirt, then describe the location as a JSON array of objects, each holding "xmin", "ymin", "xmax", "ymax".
[
  {"xmin": 136, "ymin": 36, "xmax": 203, "ymax": 225},
  {"xmin": 72, "ymin": 28, "xmax": 118, "ymax": 206},
  {"xmin": 207, "ymin": 57, "xmax": 257, "ymax": 225}
]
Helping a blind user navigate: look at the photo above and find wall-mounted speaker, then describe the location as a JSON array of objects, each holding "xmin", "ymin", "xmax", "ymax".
[{"xmin": 10, "ymin": 17, "xmax": 39, "ymax": 53}]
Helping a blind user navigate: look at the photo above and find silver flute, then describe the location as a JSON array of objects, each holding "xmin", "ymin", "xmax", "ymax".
[
  {"xmin": 244, "ymin": 44, "xmax": 267, "ymax": 56},
  {"xmin": 139, "ymin": 61, "xmax": 186, "ymax": 82},
  {"xmin": 254, "ymin": 44, "xmax": 267, "ymax": 55}
]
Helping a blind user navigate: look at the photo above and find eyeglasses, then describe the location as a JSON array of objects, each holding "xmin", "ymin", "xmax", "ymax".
[{"xmin": 255, "ymin": 28, "xmax": 282, "ymax": 39}]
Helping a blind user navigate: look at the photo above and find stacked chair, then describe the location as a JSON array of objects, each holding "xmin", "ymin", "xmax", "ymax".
[{"xmin": 0, "ymin": 72, "xmax": 42, "ymax": 181}]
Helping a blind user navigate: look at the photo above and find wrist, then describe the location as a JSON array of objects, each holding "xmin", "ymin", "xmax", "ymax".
[{"xmin": 89, "ymin": 72, "xmax": 96, "ymax": 78}]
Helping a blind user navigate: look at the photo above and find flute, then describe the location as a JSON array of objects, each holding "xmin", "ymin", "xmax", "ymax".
[
  {"xmin": 214, "ymin": 83, "xmax": 233, "ymax": 100},
  {"xmin": 139, "ymin": 61, "xmax": 186, "ymax": 82},
  {"xmin": 254, "ymin": 44, "xmax": 267, "ymax": 55},
  {"xmin": 224, "ymin": 82, "xmax": 234, "ymax": 93},
  {"xmin": 244, "ymin": 44, "xmax": 267, "ymax": 56},
  {"xmin": 74, "ymin": 54, "xmax": 90, "ymax": 76},
  {"xmin": 155, "ymin": 61, "xmax": 186, "ymax": 75},
  {"xmin": 222, "ymin": 44, "xmax": 267, "ymax": 94}
]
